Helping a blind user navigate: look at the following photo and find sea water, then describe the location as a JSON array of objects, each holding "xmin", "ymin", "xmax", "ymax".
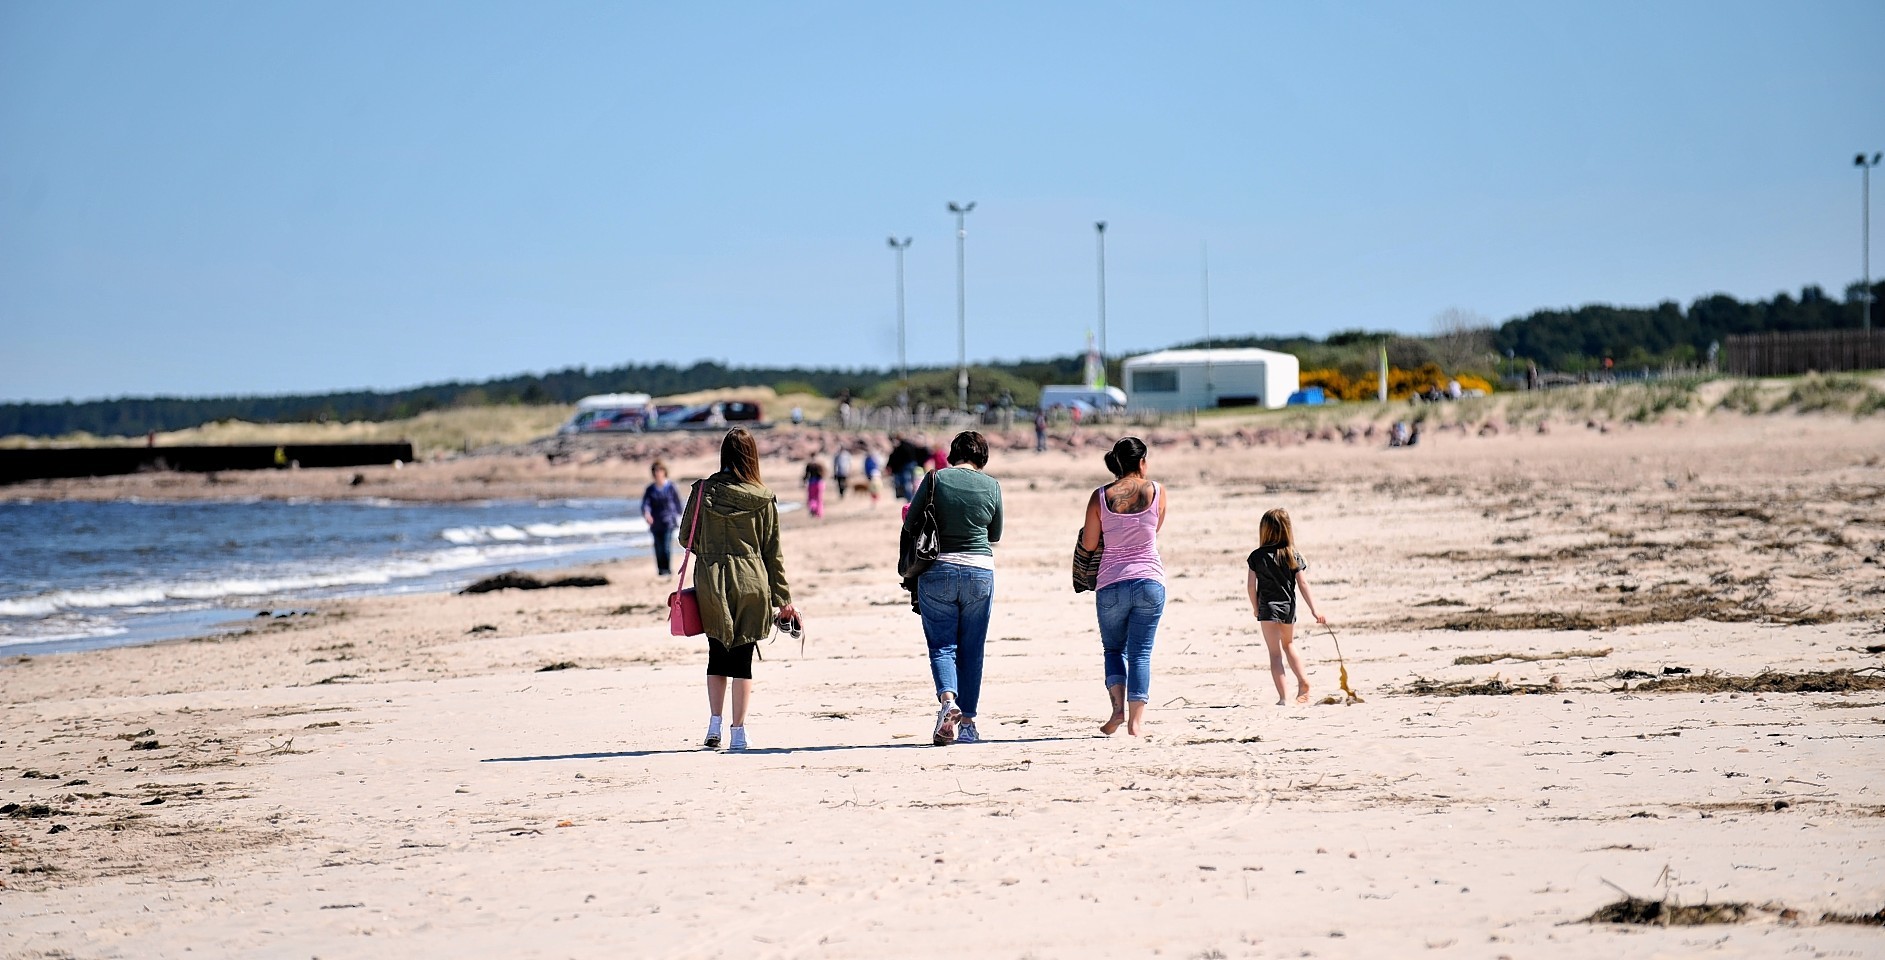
[{"xmin": 0, "ymin": 498, "xmax": 650, "ymax": 654}]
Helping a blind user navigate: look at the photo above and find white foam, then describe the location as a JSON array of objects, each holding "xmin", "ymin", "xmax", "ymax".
[
  {"xmin": 0, "ymin": 621, "xmax": 129, "ymax": 646},
  {"xmin": 440, "ymin": 517, "xmax": 649, "ymax": 545},
  {"xmin": 0, "ymin": 540, "xmax": 641, "ymax": 620}
]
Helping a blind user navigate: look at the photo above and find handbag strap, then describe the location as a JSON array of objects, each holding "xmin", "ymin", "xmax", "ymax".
[
  {"xmin": 675, "ymin": 480, "xmax": 705, "ymax": 587},
  {"xmin": 920, "ymin": 467, "xmax": 948, "ymax": 522}
]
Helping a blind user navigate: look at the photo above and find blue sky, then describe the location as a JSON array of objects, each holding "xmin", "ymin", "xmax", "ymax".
[{"xmin": 3, "ymin": 1, "xmax": 1882, "ymax": 402}]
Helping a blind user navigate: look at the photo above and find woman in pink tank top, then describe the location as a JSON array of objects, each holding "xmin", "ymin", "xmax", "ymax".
[{"xmin": 1078, "ymin": 437, "xmax": 1169, "ymax": 736}]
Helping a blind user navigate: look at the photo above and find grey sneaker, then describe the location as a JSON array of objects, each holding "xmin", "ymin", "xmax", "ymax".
[{"xmin": 956, "ymin": 719, "xmax": 980, "ymax": 744}]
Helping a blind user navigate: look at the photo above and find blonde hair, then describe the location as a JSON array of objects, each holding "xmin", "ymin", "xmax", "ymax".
[{"xmin": 1257, "ymin": 508, "xmax": 1302, "ymax": 571}]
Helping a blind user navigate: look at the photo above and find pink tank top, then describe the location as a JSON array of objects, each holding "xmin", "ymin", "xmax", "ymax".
[{"xmin": 1095, "ymin": 481, "xmax": 1164, "ymax": 590}]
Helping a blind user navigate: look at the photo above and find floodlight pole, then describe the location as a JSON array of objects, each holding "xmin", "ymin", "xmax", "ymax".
[
  {"xmin": 949, "ymin": 201, "xmax": 976, "ymax": 411},
  {"xmin": 1861, "ymin": 153, "xmax": 1882, "ymax": 332},
  {"xmin": 1095, "ymin": 221, "xmax": 1108, "ymax": 371},
  {"xmin": 888, "ymin": 236, "xmax": 913, "ymax": 406},
  {"xmin": 1201, "ymin": 241, "xmax": 1215, "ymax": 399}
]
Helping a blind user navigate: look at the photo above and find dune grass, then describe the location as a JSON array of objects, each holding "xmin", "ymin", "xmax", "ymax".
[{"xmin": 0, "ymin": 405, "xmax": 574, "ymax": 458}]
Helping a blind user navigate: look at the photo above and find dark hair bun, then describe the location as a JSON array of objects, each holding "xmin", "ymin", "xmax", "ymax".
[{"xmin": 1110, "ymin": 437, "xmax": 1148, "ymax": 476}]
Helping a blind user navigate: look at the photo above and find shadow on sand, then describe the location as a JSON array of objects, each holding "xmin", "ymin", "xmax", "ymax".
[{"xmin": 483, "ymin": 735, "xmax": 1094, "ymax": 763}]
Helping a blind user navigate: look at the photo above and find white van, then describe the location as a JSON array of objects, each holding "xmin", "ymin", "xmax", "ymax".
[
  {"xmin": 558, "ymin": 393, "xmax": 654, "ymax": 434},
  {"xmin": 1038, "ymin": 385, "xmax": 1128, "ymax": 413}
]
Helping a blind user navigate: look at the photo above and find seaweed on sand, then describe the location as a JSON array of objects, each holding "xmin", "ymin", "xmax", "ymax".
[
  {"xmin": 1583, "ymin": 897, "xmax": 1752, "ymax": 926},
  {"xmin": 1453, "ymin": 648, "xmax": 1610, "ymax": 665},
  {"xmin": 1821, "ymin": 908, "xmax": 1885, "ymax": 926},
  {"xmin": 1619, "ymin": 669, "xmax": 1885, "ymax": 694},
  {"xmin": 1396, "ymin": 675, "xmax": 1563, "ymax": 697},
  {"xmin": 1436, "ymin": 594, "xmax": 1833, "ymax": 631}
]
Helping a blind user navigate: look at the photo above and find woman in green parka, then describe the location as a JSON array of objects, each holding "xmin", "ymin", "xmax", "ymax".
[{"xmin": 679, "ymin": 428, "xmax": 797, "ymax": 751}]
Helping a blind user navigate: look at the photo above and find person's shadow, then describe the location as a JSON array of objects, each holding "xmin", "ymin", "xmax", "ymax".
[{"xmin": 483, "ymin": 735, "xmax": 1092, "ymax": 763}]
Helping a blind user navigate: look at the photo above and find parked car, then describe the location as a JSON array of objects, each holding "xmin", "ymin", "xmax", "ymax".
[
  {"xmin": 651, "ymin": 400, "xmax": 764, "ymax": 430},
  {"xmin": 558, "ymin": 394, "xmax": 654, "ymax": 434}
]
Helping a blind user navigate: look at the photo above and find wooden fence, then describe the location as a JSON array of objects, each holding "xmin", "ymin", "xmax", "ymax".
[{"xmin": 1723, "ymin": 330, "xmax": 1885, "ymax": 377}]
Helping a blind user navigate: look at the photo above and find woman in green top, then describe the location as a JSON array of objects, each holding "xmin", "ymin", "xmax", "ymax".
[
  {"xmin": 903, "ymin": 431, "xmax": 1003, "ymax": 746},
  {"xmin": 679, "ymin": 429, "xmax": 797, "ymax": 751}
]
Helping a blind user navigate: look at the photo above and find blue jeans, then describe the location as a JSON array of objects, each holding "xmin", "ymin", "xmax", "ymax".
[
  {"xmin": 651, "ymin": 525, "xmax": 675, "ymax": 576},
  {"xmin": 918, "ymin": 563, "xmax": 994, "ymax": 718},
  {"xmin": 1097, "ymin": 578, "xmax": 1165, "ymax": 702}
]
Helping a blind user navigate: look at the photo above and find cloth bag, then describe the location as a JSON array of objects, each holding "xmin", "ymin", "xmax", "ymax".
[{"xmin": 667, "ymin": 483, "xmax": 706, "ymax": 636}]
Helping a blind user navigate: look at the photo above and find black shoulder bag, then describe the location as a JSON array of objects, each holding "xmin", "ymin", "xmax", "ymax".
[{"xmin": 897, "ymin": 471, "xmax": 945, "ymax": 612}]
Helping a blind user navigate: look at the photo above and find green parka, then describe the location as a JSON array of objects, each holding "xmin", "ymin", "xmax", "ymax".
[{"xmin": 679, "ymin": 473, "xmax": 791, "ymax": 647}]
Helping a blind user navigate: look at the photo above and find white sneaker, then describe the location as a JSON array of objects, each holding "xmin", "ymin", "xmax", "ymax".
[
  {"xmin": 727, "ymin": 726, "xmax": 749, "ymax": 751},
  {"xmin": 932, "ymin": 702, "xmax": 962, "ymax": 746},
  {"xmin": 704, "ymin": 717, "xmax": 723, "ymax": 749}
]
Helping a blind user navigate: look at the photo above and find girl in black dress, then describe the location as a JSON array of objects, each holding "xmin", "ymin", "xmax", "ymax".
[{"xmin": 1246, "ymin": 508, "xmax": 1327, "ymax": 705}]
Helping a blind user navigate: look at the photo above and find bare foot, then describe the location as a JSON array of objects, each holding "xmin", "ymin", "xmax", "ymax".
[
  {"xmin": 1296, "ymin": 685, "xmax": 1312, "ymax": 705},
  {"xmin": 1275, "ymin": 698, "xmax": 1287, "ymax": 706},
  {"xmin": 1126, "ymin": 719, "xmax": 1143, "ymax": 736},
  {"xmin": 1099, "ymin": 713, "xmax": 1125, "ymax": 736}
]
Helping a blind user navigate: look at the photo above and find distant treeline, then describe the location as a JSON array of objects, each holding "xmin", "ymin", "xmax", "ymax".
[
  {"xmin": 5, "ymin": 281, "xmax": 1877, "ymax": 438},
  {"xmin": 1194, "ymin": 281, "xmax": 1885, "ymax": 375},
  {"xmin": 1494, "ymin": 281, "xmax": 1882, "ymax": 371}
]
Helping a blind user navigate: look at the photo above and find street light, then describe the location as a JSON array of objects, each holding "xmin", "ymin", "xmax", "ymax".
[
  {"xmin": 1200, "ymin": 241, "xmax": 1215, "ymax": 398},
  {"xmin": 1858, "ymin": 153, "xmax": 1882, "ymax": 332},
  {"xmin": 948, "ymin": 200, "xmax": 976, "ymax": 411},
  {"xmin": 887, "ymin": 236, "xmax": 913, "ymax": 407},
  {"xmin": 1095, "ymin": 221, "xmax": 1108, "ymax": 381}
]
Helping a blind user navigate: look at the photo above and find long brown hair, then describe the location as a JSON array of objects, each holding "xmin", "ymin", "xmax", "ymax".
[
  {"xmin": 1257, "ymin": 508, "xmax": 1302, "ymax": 571},
  {"xmin": 720, "ymin": 428, "xmax": 762, "ymax": 485}
]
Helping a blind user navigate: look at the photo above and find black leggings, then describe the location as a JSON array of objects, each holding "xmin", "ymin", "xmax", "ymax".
[{"xmin": 706, "ymin": 638, "xmax": 755, "ymax": 680}]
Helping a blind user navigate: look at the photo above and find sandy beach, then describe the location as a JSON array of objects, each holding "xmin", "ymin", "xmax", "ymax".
[{"xmin": 4, "ymin": 412, "xmax": 1884, "ymax": 958}]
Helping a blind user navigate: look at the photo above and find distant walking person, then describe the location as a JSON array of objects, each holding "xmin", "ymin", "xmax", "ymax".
[
  {"xmin": 680, "ymin": 429, "xmax": 797, "ymax": 751},
  {"xmin": 1034, "ymin": 410, "xmax": 1048, "ymax": 453},
  {"xmin": 1246, "ymin": 508, "xmax": 1327, "ymax": 706},
  {"xmin": 905, "ymin": 431, "xmax": 1003, "ymax": 746},
  {"xmin": 1080, "ymin": 438, "xmax": 1167, "ymax": 737},
  {"xmin": 641, "ymin": 460, "xmax": 684, "ymax": 577},
  {"xmin": 803, "ymin": 460, "xmax": 827, "ymax": 519},
  {"xmin": 863, "ymin": 447, "xmax": 883, "ymax": 506},
  {"xmin": 888, "ymin": 435, "xmax": 926, "ymax": 502},
  {"xmin": 832, "ymin": 446, "xmax": 853, "ymax": 501}
]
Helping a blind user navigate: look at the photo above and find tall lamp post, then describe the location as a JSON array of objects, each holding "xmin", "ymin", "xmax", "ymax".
[
  {"xmin": 948, "ymin": 201, "xmax": 976, "ymax": 411},
  {"xmin": 1200, "ymin": 241, "xmax": 1215, "ymax": 399},
  {"xmin": 1859, "ymin": 153, "xmax": 1882, "ymax": 332},
  {"xmin": 887, "ymin": 236, "xmax": 913, "ymax": 407},
  {"xmin": 1095, "ymin": 221, "xmax": 1108, "ymax": 383}
]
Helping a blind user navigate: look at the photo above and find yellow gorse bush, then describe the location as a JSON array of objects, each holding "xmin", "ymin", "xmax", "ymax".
[{"xmin": 1300, "ymin": 364, "xmax": 1494, "ymax": 402}]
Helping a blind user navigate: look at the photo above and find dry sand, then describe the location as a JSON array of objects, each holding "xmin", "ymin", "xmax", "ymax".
[{"xmin": 4, "ymin": 414, "xmax": 1885, "ymax": 958}]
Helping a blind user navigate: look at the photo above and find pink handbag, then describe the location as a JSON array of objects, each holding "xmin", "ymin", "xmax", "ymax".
[{"xmin": 667, "ymin": 484, "xmax": 705, "ymax": 637}]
